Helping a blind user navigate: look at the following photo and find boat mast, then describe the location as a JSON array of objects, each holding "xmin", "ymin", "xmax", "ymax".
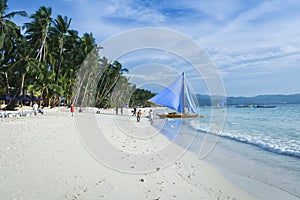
[{"xmin": 182, "ymin": 72, "xmax": 185, "ymax": 114}]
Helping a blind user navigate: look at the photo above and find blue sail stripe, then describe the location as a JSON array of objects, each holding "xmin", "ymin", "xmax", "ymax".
[
  {"xmin": 149, "ymin": 73, "xmax": 184, "ymax": 112},
  {"xmin": 149, "ymin": 72, "xmax": 198, "ymax": 114}
]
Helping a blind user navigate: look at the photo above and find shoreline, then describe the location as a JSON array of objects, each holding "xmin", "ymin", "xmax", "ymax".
[
  {"xmin": 203, "ymin": 135, "xmax": 300, "ymax": 200},
  {"xmin": 0, "ymin": 107, "xmax": 255, "ymax": 199}
]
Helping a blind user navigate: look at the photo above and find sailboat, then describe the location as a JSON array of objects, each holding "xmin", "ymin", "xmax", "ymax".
[{"xmin": 148, "ymin": 72, "xmax": 202, "ymax": 119}]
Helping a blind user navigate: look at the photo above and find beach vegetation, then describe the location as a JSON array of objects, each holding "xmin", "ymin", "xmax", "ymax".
[
  {"xmin": 0, "ymin": 1, "xmax": 155, "ymax": 109},
  {"xmin": 129, "ymin": 88, "xmax": 155, "ymax": 107}
]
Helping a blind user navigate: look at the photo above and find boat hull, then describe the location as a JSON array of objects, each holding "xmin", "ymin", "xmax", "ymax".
[{"xmin": 254, "ymin": 105, "xmax": 276, "ymax": 108}]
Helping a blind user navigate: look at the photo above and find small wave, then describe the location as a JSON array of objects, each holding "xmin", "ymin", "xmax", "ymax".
[
  {"xmin": 206, "ymin": 129, "xmax": 300, "ymax": 159},
  {"xmin": 164, "ymin": 118, "xmax": 300, "ymax": 159}
]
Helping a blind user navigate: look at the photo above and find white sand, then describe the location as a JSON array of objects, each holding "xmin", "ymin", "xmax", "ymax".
[{"xmin": 0, "ymin": 107, "xmax": 255, "ymax": 200}]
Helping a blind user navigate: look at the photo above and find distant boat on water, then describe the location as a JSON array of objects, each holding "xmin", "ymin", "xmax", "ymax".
[
  {"xmin": 214, "ymin": 99, "xmax": 227, "ymax": 109},
  {"xmin": 233, "ymin": 104, "xmax": 252, "ymax": 108},
  {"xmin": 148, "ymin": 72, "xmax": 202, "ymax": 118},
  {"xmin": 253, "ymin": 104, "xmax": 276, "ymax": 108}
]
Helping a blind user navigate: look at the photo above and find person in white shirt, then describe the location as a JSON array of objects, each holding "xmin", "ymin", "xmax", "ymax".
[
  {"xmin": 149, "ymin": 109, "xmax": 154, "ymax": 125},
  {"xmin": 33, "ymin": 102, "xmax": 38, "ymax": 116}
]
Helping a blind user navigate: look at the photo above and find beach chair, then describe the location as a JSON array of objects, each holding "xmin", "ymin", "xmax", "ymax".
[{"xmin": 0, "ymin": 112, "xmax": 5, "ymax": 118}]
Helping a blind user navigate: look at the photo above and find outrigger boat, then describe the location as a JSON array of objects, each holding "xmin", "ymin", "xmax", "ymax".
[
  {"xmin": 148, "ymin": 72, "xmax": 203, "ymax": 119},
  {"xmin": 157, "ymin": 112, "xmax": 200, "ymax": 119}
]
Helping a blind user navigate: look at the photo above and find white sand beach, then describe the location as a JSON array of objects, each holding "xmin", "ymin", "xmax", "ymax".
[{"xmin": 0, "ymin": 107, "xmax": 255, "ymax": 200}]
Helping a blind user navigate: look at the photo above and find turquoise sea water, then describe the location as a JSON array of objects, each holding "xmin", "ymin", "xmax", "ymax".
[
  {"xmin": 202, "ymin": 104, "xmax": 300, "ymax": 158},
  {"xmin": 156, "ymin": 104, "xmax": 300, "ymax": 199}
]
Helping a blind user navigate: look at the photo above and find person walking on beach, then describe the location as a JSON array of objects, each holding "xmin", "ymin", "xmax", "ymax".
[
  {"xmin": 70, "ymin": 103, "xmax": 75, "ymax": 116},
  {"xmin": 33, "ymin": 101, "xmax": 38, "ymax": 116},
  {"xmin": 149, "ymin": 109, "xmax": 154, "ymax": 125},
  {"xmin": 137, "ymin": 109, "xmax": 142, "ymax": 122},
  {"xmin": 132, "ymin": 107, "xmax": 137, "ymax": 116}
]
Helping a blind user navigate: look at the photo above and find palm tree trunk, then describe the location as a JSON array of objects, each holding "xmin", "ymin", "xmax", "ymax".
[
  {"xmin": 81, "ymin": 72, "xmax": 93, "ymax": 107},
  {"xmin": 36, "ymin": 24, "xmax": 48, "ymax": 62},
  {"xmin": 102, "ymin": 73, "xmax": 121, "ymax": 100},
  {"xmin": 97, "ymin": 71, "xmax": 109, "ymax": 99},
  {"xmin": 19, "ymin": 73, "xmax": 26, "ymax": 96},
  {"xmin": 55, "ymin": 39, "xmax": 64, "ymax": 83},
  {"xmin": 4, "ymin": 71, "xmax": 10, "ymax": 94}
]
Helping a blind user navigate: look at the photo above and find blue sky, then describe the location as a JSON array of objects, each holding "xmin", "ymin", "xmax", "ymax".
[{"xmin": 7, "ymin": 0, "xmax": 300, "ymax": 97}]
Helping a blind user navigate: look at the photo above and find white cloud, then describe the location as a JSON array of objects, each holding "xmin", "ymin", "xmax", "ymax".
[{"xmin": 8, "ymin": 0, "xmax": 300, "ymax": 95}]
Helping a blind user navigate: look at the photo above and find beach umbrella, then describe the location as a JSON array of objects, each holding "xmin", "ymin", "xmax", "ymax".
[
  {"xmin": 31, "ymin": 96, "xmax": 41, "ymax": 101},
  {"xmin": 0, "ymin": 94, "xmax": 18, "ymax": 101},
  {"xmin": 18, "ymin": 95, "xmax": 32, "ymax": 101}
]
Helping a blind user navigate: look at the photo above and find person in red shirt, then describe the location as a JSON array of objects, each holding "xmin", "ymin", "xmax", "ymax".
[{"xmin": 70, "ymin": 103, "xmax": 75, "ymax": 116}]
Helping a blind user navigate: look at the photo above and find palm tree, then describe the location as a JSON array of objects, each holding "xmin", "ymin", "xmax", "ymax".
[
  {"xmin": 24, "ymin": 6, "xmax": 55, "ymax": 105},
  {"xmin": 62, "ymin": 30, "xmax": 83, "ymax": 104},
  {"xmin": 110, "ymin": 75, "xmax": 132, "ymax": 111},
  {"xmin": 81, "ymin": 33, "xmax": 96, "ymax": 56},
  {"xmin": 0, "ymin": 0, "xmax": 27, "ymax": 35},
  {"xmin": 51, "ymin": 15, "xmax": 72, "ymax": 83},
  {"xmin": 73, "ymin": 44, "xmax": 100, "ymax": 107},
  {"xmin": 27, "ymin": 61, "xmax": 63, "ymax": 106},
  {"xmin": 0, "ymin": 0, "xmax": 27, "ymax": 94},
  {"xmin": 10, "ymin": 35, "xmax": 38, "ymax": 96},
  {"xmin": 25, "ymin": 6, "xmax": 52, "ymax": 64},
  {"xmin": 96, "ymin": 60, "xmax": 129, "ymax": 108},
  {"xmin": 1, "ymin": 3, "xmax": 135, "ymax": 109}
]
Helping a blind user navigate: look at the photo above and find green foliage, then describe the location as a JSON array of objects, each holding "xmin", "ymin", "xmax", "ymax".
[
  {"xmin": 129, "ymin": 88, "xmax": 155, "ymax": 108},
  {"xmin": 0, "ymin": 3, "xmax": 155, "ymax": 108}
]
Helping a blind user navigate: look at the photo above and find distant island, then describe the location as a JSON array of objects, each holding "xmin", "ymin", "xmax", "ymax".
[{"xmin": 196, "ymin": 94, "xmax": 300, "ymax": 106}]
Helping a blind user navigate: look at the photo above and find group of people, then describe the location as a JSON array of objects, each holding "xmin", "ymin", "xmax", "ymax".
[
  {"xmin": 32, "ymin": 101, "xmax": 74, "ymax": 116},
  {"xmin": 132, "ymin": 107, "xmax": 154, "ymax": 124},
  {"xmin": 68, "ymin": 104, "xmax": 155, "ymax": 123}
]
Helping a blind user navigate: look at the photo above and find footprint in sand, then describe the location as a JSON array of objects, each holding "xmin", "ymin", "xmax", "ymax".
[{"xmin": 139, "ymin": 178, "xmax": 145, "ymax": 182}]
